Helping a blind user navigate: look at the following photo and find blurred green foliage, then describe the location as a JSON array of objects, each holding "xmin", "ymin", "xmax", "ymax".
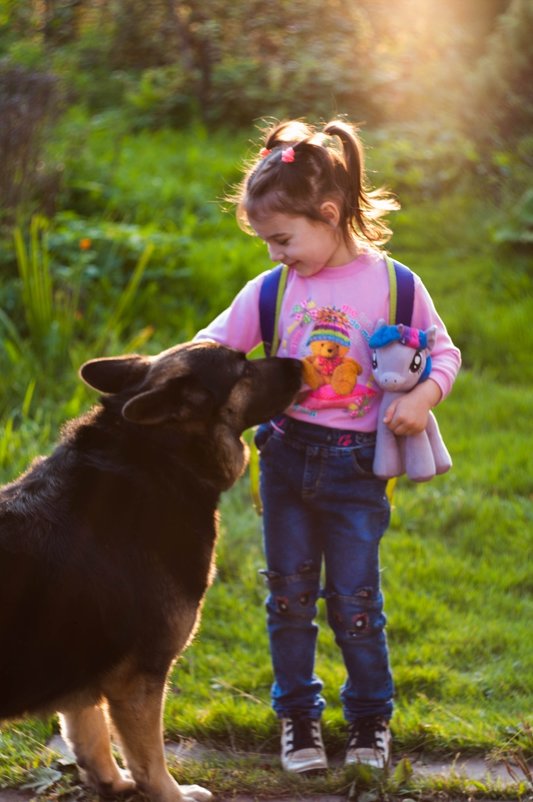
[
  {"xmin": 0, "ymin": 0, "xmax": 531, "ymax": 137},
  {"xmin": 1, "ymin": 0, "xmax": 532, "ymax": 251}
]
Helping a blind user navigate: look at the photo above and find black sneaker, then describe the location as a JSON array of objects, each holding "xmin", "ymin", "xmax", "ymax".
[
  {"xmin": 280, "ymin": 715, "xmax": 328, "ymax": 773},
  {"xmin": 345, "ymin": 716, "xmax": 391, "ymax": 769}
]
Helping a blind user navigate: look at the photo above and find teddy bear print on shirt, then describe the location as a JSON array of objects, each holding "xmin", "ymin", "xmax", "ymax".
[
  {"xmin": 302, "ymin": 307, "xmax": 362, "ymax": 394},
  {"xmin": 295, "ymin": 306, "xmax": 377, "ymax": 418}
]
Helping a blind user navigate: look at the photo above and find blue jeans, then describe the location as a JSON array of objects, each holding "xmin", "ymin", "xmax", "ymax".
[{"xmin": 256, "ymin": 415, "xmax": 394, "ymax": 723}]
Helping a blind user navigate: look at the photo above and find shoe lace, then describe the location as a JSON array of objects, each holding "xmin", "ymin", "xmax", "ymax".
[
  {"xmin": 347, "ymin": 716, "xmax": 387, "ymax": 751},
  {"xmin": 286, "ymin": 716, "xmax": 321, "ymax": 753}
]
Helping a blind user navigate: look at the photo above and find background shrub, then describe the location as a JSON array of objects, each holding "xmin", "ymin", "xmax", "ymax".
[{"xmin": 0, "ymin": 63, "xmax": 63, "ymax": 223}]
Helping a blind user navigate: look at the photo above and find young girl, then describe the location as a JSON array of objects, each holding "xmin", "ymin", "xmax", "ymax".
[{"xmin": 195, "ymin": 119, "xmax": 461, "ymax": 773}]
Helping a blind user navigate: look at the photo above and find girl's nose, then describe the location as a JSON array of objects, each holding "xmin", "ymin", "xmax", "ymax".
[{"xmin": 267, "ymin": 243, "xmax": 284, "ymax": 262}]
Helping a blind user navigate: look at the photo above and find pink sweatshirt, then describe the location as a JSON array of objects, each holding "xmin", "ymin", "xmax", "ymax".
[{"xmin": 195, "ymin": 251, "xmax": 461, "ymax": 432}]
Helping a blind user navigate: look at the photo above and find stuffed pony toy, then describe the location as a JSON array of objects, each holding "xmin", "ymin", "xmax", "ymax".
[{"xmin": 369, "ymin": 320, "xmax": 452, "ymax": 482}]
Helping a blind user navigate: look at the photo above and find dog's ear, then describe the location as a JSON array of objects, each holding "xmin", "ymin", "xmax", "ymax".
[
  {"xmin": 122, "ymin": 375, "xmax": 215, "ymax": 425},
  {"xmin": 80, "ymin": 355, "xmax": 150, "ymax": 393}
]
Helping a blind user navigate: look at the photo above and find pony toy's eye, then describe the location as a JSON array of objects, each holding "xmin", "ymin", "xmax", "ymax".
[
  {"xmin": 372, "ymin": 352, "xmax": 378, "ymax": 370},
  {"xmin": 409, "ymin": 352, "xmax": 422, "ymax": 373}
]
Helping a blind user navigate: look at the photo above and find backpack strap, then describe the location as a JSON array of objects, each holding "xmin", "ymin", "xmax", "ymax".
[
  {"xmin": 258, "ymin": 263, "xmax": 289, "ymax": 357},
  {"xmin": 384, "ymin": 256, "xmax": 415, "ymax": 503},
  {"xmin": 386, "ymin": 256, "xmax": 415, "ymax": 325}
]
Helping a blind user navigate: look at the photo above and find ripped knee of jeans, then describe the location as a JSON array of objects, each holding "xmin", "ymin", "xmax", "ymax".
[
  {"xmin": 261, "ymin": 564, "xmax": 320, "ymax": 621},
  {"xmin": 325, "ymin": 588, "xmax": 386, "ymax": 641}
]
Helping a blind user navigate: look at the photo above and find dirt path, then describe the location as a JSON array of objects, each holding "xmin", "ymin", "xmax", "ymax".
[{"xmin": 0, "ymin": 735, "xmax": 528, "ymax": 802}]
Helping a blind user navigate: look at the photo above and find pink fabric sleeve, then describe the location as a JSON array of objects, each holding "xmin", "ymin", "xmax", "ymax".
[
  {"xmin": 194, "ymin": 272, "xmax": 266, "ymax": 353},
  {"xmin": 411, "ymin": 274, "xmax": 461, "ymax": 400}
]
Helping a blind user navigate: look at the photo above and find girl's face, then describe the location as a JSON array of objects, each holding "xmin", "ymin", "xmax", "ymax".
[{"xmin": 248, "ymin": 206, "xmax": 357, "ymax": 277}]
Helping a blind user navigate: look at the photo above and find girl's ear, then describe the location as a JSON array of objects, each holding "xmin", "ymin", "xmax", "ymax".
[{"xmin": 319, "ymin": 200, "xmax": 341, "ymax": 227}]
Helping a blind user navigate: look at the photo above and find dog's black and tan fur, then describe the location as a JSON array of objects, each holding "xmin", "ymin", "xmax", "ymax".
[{"xmin": 0, "ymin": 341, "xmax": 301, "ymax": 802}]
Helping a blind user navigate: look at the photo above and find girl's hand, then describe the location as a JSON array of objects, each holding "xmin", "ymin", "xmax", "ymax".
[{"xmin": 383, "ymin": 379, "xmax": 442, "ymax": 436}]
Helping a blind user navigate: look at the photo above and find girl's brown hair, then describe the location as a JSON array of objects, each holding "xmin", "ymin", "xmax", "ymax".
[{"xmin": 232, "ymin": 119, "xmax": 399, "ymax": 247}]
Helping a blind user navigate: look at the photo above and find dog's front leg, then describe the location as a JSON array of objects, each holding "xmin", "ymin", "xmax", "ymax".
[
  {"xmin": 107, "ymin": 676, "xmax": 212, "ymax": 802},
  {"xmin": 59, "ymin": 704, "xmax": 135, "ymax": 795}
]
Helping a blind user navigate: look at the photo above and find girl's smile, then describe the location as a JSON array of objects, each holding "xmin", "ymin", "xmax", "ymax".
[{"xmin": 249, "ymin": 209, "xmax": 358, "ymax": 277}]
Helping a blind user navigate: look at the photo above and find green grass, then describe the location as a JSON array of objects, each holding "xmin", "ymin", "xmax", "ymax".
[{"xmin": 0, "ymin": 116, "xmax": 532, "ymax": 798}]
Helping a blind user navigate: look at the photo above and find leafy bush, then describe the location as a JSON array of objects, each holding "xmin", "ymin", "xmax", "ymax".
[
  {"xmin": 0, "ymin": 62, "xmax": 63, "ymax": 223},
  {"xmin": 367, "ymin": 123, "xmax": 483, "ymax": 199},
  {"xmin": 123, "ymin": 65, "xmax": 199, "ymax": 130},
  {"xmin": 466, "ymin": 0, "xmax": 533, "ymax": 147},
  {"xmin": 493, "ymin": 188, "xmax": 533, "ymax": 247},
  {"xmin": 0, "ymin": 213, "xmax": 156, "ymax": 415}
]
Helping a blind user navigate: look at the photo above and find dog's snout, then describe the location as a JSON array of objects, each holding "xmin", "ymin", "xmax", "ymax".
[
  {"xmin": 241, "ymin": 357, "xmax": 303, "ymax": 429},
  {"xmin": 281, "ymin": 357, "xmax": 303, "ymax": 385},
  {"xmin": 268, "ymin": 357, "xmax": 303, "ymax": 397}
]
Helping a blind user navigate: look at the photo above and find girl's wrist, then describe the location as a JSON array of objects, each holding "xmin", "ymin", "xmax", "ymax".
[{"xmin": 410, "ymin": 378, "xmax": 442, "ymax": 408}]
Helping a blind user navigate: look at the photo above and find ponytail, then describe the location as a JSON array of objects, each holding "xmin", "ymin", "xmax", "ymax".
[
  {"xmin": 323, "ymin": 120, "xmax": 399, "ymax": 245},
  {"xmin": 231, "ymin": 118, "xmax": 399, "ymax": 247},
  {"xmin": 263, "ymin": 120, "xmax": 311, "ymax": 150}
]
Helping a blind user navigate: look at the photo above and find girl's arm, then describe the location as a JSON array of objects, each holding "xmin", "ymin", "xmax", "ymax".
[
  {"xmin": 384, "ymin": 275, "xmax": 461, "ymax": 435},
  {"xmin": 384, "ymin": 378, "xmax": 442, "ymax": 436},
  {"xmin": 194, "ymin": 272, "xmax": 267, "ymax": 353},
  {"xmin": 408, "ymin": 274, "xmax": 461, "ymax": 402}
]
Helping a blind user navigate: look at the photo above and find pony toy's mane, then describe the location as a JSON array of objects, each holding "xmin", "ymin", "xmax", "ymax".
[{"xmin": 369, "ymin": 323, "xmax": 429, "ymax": 351}]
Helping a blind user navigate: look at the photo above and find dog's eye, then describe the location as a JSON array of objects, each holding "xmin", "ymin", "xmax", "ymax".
[{"xmin": 409, "ymin": 352, "xmax": 422, "ymax": 373}]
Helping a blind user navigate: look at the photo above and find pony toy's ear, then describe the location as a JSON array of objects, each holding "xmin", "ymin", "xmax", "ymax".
[
  {"xmin": 374, "ymin": 318, "xmax": 387, "ymax": 332},
  {"xmin": 425, "ymin": 326, "xmax": 437, "ymax": 351}
]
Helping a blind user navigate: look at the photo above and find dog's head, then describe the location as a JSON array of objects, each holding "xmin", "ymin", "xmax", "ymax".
[{"xmin": 80, "ymin": 341, "xmax": 302, "ymax": 488}]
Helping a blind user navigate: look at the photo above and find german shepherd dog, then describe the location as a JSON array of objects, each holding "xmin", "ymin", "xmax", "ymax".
[{"xmin": 0, "ymin": 342, "xmax": 302, "ymax": 802}]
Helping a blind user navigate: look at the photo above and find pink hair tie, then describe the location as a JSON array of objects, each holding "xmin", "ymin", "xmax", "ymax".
[
  {"xmin": 281, "ymin": 146, "xmax": 295, "ymax": 163},
  {"xmin": 260, "ymin": 147, "xmax": 271, "ymax": 159}
]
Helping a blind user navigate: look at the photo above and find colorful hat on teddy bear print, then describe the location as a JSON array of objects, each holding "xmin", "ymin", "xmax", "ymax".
[{"xmin": 307, "ymin": 307, "xmax": 351, "ymax": 347}]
